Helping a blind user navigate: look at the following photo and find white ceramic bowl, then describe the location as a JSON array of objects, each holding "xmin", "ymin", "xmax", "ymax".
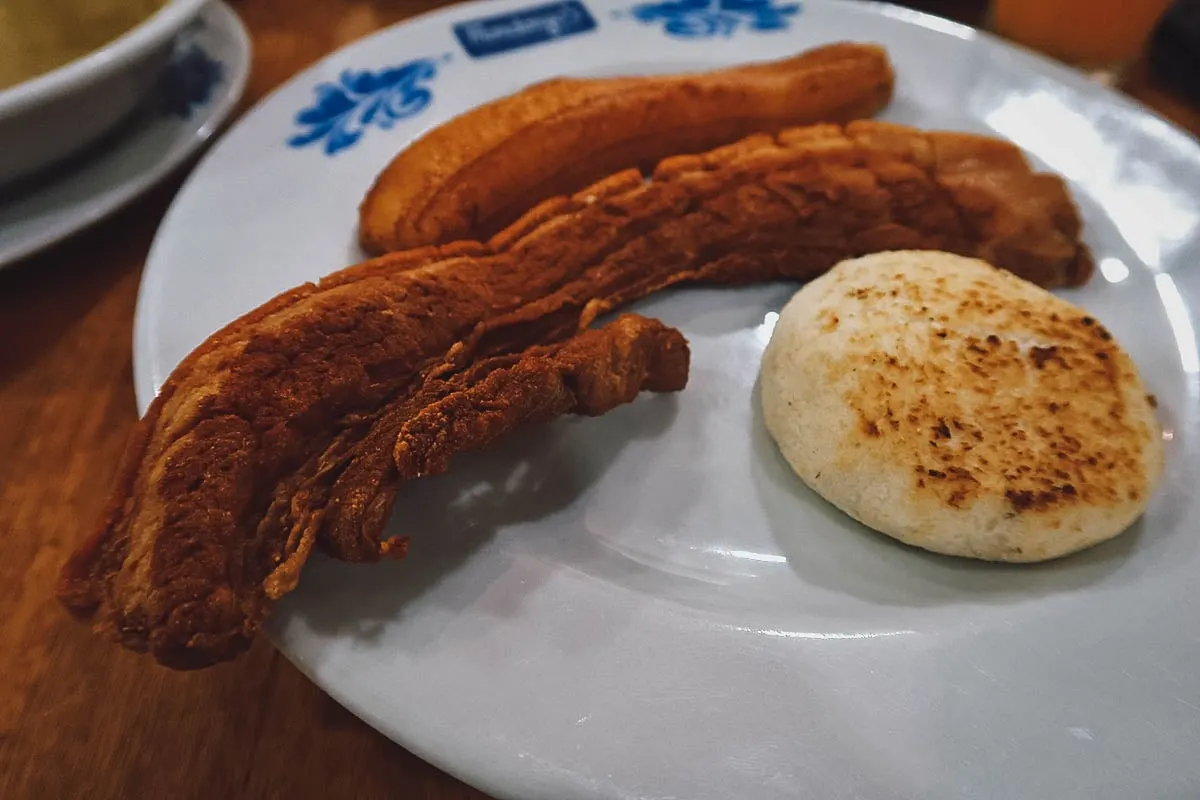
[{"xmin": 0, "ymin": 0, "xmax": 209, "ymax": 187}]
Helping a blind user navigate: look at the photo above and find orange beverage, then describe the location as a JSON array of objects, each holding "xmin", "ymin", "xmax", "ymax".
[{"xmin": 992, "ymin": 0, "xmax": 1171, "ymax": 68}]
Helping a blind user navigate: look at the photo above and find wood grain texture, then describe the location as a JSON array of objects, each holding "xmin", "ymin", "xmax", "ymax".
[{"xmin": 0, "ymin": 1, "xmax": 1193, "ymax": 798}]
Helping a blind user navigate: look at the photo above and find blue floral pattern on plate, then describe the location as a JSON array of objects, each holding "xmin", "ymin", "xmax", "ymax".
[
  {"xmin": 161, "ymin": 42, "xmax": 225, "ymax": 118},
  {"xmin": 288, "ymin": 58, "xmax": 440, "ymax": 155},
  {"xmin": 628, "ymin": 0, "xmax": 801, "ymax": 38}
]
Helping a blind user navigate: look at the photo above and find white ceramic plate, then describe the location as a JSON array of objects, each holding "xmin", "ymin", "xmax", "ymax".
[
  {"xmin": 0, "ymin": 1, "xmax": 249, "ymax": 268},
  {"xmin": 135, "ymin": 1, "xmax": 1200, "ymax": 798}
]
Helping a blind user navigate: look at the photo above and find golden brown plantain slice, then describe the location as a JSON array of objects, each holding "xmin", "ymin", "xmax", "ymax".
[{"xmin": 358, "ymin": 41, "xmax": 896, "ymax": 254}]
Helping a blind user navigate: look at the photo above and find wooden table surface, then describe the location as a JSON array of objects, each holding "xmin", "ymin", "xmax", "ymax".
[{"xmin": 1, "ymin": 1, "xmax": 1196, "ymax": 798}]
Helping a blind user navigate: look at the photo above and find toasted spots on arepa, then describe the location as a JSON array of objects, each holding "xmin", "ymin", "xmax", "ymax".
[{"xmin": 760, "ymin": 251, "xmax": 1163, "ymax": 562}]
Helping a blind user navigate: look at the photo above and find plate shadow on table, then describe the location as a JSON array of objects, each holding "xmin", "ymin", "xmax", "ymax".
[
  {"xmin": 285, "ymin": 393, "xmax": 682, "ymax": 649},
  {"xmin": 748, "ymin": 374, "xmax": 1143, "ymax": 609}
]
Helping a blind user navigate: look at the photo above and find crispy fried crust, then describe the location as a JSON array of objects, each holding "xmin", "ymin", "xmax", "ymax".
[
  {"xmin": 358, "ymin": 42, "xmax": 896, "ymax": 253},
  {"xmin": 59, "ymin": 120, "xmax": 1094, "ymax": 669},
  {"xmin": 394, "ymin": 313, "xmax": 690, "ymax": 480},
  {"xmin": 59, "ymin": 316, "xmax": 686, "ymax": 669}
]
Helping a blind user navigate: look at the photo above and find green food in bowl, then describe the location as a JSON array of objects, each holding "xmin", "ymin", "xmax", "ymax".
[{"xmin": 0, "ymin": 0, "xmax": 167, "ymax": 90}]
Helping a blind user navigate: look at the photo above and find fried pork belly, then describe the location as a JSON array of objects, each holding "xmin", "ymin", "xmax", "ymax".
[
  {"xmin": 59, "ymin": 120, "xmax": 1093, "ymax": 669},
  {"xmin": 359, "ymin": 42, "xmax": 896, "ymax": 253},
  {"xmin": 60, "ymin": 314, "xmax": 685, "ymax": 669},
  {"xmin": 394, "ymin": 314, "xmax": 689, "ymax": 481}
]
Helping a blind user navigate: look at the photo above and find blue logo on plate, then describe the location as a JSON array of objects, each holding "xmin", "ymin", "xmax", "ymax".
[
  {"xmin": 628, "ymin": 0, "xmax": 801, "ymax": 38},
  {"xmin": 454, "ymin": 0, "xmax": 597, "ymax": 58},
  {"xmin": 288, "ymin": 58, "xmax": 440, "ymax": 156}
]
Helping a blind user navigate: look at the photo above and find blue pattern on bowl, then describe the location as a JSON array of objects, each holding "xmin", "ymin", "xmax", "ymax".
[{"xmin": 161, "ymin": 42, "xmax": 225, "ymax": 119}]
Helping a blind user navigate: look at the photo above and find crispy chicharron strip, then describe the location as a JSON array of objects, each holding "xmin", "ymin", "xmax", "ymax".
[{"xmin": 393, "ymin": 313, "xmax": 688, "ymax": 481}]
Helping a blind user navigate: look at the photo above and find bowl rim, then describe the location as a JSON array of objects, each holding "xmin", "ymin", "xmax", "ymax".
[{"xmin": 0, "ymin": 0, "xmax": 211, "ymax": 117}]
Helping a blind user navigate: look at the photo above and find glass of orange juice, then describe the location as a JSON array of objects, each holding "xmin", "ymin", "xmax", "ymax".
[{"xmin": 992, "ymin": 0, "xmax": 1172, "ymax": 70}]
